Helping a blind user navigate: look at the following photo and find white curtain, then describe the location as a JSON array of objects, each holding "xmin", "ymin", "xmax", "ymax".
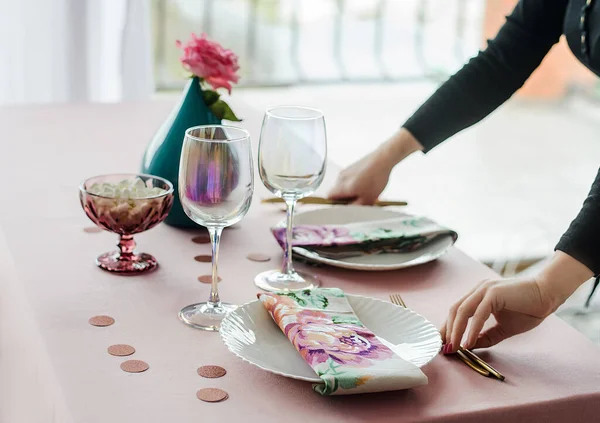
[{"xmin": 0, "ymin": 0, "xmax": 154, "ymax": 105}]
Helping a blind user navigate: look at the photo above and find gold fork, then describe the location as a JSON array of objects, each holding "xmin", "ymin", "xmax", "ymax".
[{"xmin": 389, "ymin": 294, "xmax": 505, "ymax": 381}]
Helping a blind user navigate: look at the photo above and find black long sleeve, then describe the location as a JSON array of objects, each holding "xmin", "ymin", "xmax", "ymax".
[
  {"xmin": 403, "ymin": 0, "xmax": 569, "ymax": 151},
  {"xmin": 402, "ymin": 0, "xmax": 600, "ymax": 274},
  {"xmin": 556, "ymin": 169, "xmax": 600, "ymax": 275}
]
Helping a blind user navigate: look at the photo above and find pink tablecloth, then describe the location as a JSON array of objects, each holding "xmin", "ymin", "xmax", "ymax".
[{"xmin": 1, "ymin": 101, "xmax": 600, "ymax": 423}]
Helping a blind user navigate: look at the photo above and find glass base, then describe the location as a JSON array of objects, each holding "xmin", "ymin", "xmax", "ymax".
[
  {"xmin": 96, "ymin": 251, "xmax": 157, "ymax": 275},
  {"xmin": 178, "ymin": 302, "xmax": 237, "ymax": 331},
  {"xmin": 254, "ymin": 269, "xmax": 321, "ymax": 292}
]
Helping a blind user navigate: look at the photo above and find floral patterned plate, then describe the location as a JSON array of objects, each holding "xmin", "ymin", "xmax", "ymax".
[
  {"xmin": 220, "ymin": 294, "xmax": 441, "ymax": 383},
  {"xmin": 290, "ymin": 206, "xmax": 456, "ymax": 271}
]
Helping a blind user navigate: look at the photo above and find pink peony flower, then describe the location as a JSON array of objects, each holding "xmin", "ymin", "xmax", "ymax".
[
  {"xmin": 285, "ymin": 310, "xmax": 394, "ymax": 368},
  {"xmin": 258, "ymin": 293, "xmax": 297, "ymax": 323},
  {"xmin": 176, "ymin": 33, "xmax": 240, "ymax": 93},
  {"xmin": 258, "ymin": 292, "xmax": 394, "ymax": 371}
]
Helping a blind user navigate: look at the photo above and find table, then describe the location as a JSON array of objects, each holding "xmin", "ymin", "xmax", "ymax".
[{"xmin": 1, "ymin": 100, "xmax": 600, "ymax": 423}]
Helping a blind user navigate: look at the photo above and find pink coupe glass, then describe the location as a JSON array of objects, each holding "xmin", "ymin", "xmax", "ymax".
[{"xmin": 79, "ymin": 173, "xmax": 174, "ymax": 275}]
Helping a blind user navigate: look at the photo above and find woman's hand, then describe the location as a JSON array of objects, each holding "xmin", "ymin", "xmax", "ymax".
[
  {"xmin": 327, "ymin": 149, "xmax": 394, "ymax": 205},
  {"xmin": 442, "ymin": 251, "xmax": 594, "ymax": 353},
  {"xmin": 328, "ymin": 128, "xmax": 423, "ymax": 205},
  {"xmin": 441, "ymin": 277, "xmax": 552, "ymax": 352}
]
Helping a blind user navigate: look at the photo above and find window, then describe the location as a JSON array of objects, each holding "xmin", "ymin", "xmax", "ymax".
[{"xmin": 152, "ymin": 0, "xmax": 484, "ymax": 89}]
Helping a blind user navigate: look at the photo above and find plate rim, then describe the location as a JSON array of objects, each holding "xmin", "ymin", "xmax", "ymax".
[
  {"xmin": 287, "ymin": 206, "xmax": 456, "ymax": 271},
  {"xmin": 220, "ymin": 293, "xmax": 442, "ymax": 383}
]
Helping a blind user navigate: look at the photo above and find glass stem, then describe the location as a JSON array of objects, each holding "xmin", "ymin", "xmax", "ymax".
[
  {"xmin": 118, "ymin": 235, "xmax": 136, "ymax": 260},
  {"xmin": 208, "ymin": 226, "xmax": 223, "ymax": 306},
  {"xmin": 283, "ymin": 198, "xmax": 297, "ymax": 275}
]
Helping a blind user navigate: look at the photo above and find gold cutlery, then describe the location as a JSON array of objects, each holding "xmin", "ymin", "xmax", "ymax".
[
  {"xmin": 456, "ymin": 350, "xmax": 490, "ymax": 377},
  {"xmin": 261, "ymin": 196, "xmax": 408, "ymax": 207},
  {"xmin": 389, "ymin": 293, "xmax": 505, "ymax": 381},
  {"xmin": 460, "ymin": 347, "xmax": 505, "ymax": 381}
]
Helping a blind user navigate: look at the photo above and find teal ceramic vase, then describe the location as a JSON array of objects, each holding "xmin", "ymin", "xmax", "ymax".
[{"xmin": 141, "ymin": 77, "xmax": 220, "ymax": 228}]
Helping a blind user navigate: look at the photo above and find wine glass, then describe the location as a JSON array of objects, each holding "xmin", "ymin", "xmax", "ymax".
[
  {"xmin": 178, "ymin": 125, "xmax": 254, "ymax": 331},
  {"xmin": 79, "ymin": 173, "xmax": 174, "ymax": 274},
  {"xmin": 255, "ymin": 106, "xmax": 327, "ymax": 292}
]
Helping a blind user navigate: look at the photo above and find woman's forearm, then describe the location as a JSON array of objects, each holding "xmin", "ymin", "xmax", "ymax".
[
  {"xmin": 377, "ymin": 128, "xmax": 424, "ymax": 170},
  {"xmin": 537, "ymin": 251, "xmax": 594, "ymax": 313}
]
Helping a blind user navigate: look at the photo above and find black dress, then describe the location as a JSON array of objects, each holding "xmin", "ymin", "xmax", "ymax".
[{"xmin": 403, "ymin": 0, "xmax": 600, "ymax": 275}]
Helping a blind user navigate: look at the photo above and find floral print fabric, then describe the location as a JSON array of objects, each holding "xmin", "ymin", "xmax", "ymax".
[
  {"xmin": 258, "ymin": 288, "xmax": 428, "ymax": 395},
  {"xmin": 271, "ymin": 216, "xmax": 457, "ymax": 259}
]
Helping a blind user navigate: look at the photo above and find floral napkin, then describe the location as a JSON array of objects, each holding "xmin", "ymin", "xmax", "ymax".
[
  {"xmin": 271, "ymin": 216, "xmax": 457, "ymax": 259},
  {"xmin": 257, "ymin": 288, "xmax": 428, "ymax": 395}
]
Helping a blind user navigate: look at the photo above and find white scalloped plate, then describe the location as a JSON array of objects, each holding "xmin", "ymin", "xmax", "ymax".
[
  {"xmin": 290, "ymin": 206, "xmax": 455, "ymax": 271},
  {"xmin": 220, "ymin": 294, "xmax": 441, "ymax": 382}
]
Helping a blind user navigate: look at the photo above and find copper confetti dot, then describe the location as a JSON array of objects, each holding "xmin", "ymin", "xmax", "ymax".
[
  {"xmin": 198, "ymin": 365, "xmax": 227, "ymax": 379},
  {"xmin": 89, "ymin": 315, "xmax": 115, "ymax": 327},
  {"xmin": 246, "ymin": 253, "xmax": 271, "ymax": 262},
  {"xmin": 196, "ymin": 388, "xmax": 229, "ymax": 403},
  {"xmin": 198, "ymin": 275, "xmax": 221, "ymax": 284},
  {"xmin": 120, "ymin": 360, "xmax": 149, "ymax": 373},
  {"xmin": 194, "ymin": 255, "xmax": 212, "ymax": 263},
  {"xmin": 192, "ymin": 234, "xmax": 211, "ymax": 244},
  {"xmin": 83, "ymin": 226, "xmax": 103, "ymax": 233},
  {"xmin": 107, "ymin": 344, "xmax": 135, "ymax": 357}
]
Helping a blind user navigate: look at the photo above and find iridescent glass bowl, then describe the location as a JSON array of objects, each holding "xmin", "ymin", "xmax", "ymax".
[{"xmin": 79, "ymin": 173, "xmax": 174, "ymax": 275}]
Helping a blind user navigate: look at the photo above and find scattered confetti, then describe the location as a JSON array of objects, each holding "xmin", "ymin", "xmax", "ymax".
[
  {"xmin": 194, "ymin": 255, "xmax": 212, "ymax": 263},
  {"xmin": 246, "ymin": 253, "xmax": 271, "ymax": 262},
  {"xmin": 83, "ymin": 226, "xmax": 103, "ymax": 233},
  {"xmin": 198, "ymin": 275, "xmax": 221, "ymax": 284},
  {"xmin": 192, "ymin": 234, "xmax": 211, "ymax": 244},
  {"xmin": 89, "ymin": 315, "xmax": 115, "ymax": 327},
  {"xmin": 107, "ymin": 344, "xmax": 135, "ymax": 357},
  {"xmin": 120, "ymin": 360, "xmax": 149, "ymax": 373},
  {"xmin": 198, "ymin": 365, "xmax": 227, "ymax": 379},
  {"xmin": 197, "ymin": 388, "xmax": 228, "ymax": 403}
]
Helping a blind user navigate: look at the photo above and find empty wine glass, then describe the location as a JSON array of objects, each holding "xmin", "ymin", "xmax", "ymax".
[
  {"xmin": 255, "ymin": 106, "xmax": 327, "ymax": 292},
  {"xmin": 178, "ymin": 125, "xmax": 254, "ymax": 331}
]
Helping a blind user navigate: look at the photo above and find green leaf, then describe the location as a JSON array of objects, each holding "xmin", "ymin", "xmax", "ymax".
[
  {"xmin": 311, "ymin": 293, "xmax": 329, "ymax": 309},
  {"xmin": 338, "ymin": 375, "xmax": 361, "ymax": 390},
  {"xmin": 283, "ymin": 292, "xmax": 306, "ymax": 306},
  {"xmin": 202, "ymin": 89, "xmax": 220, "ymax": 106},
  {"xmin": 331, "ymin": 315, "xmax": 362, "ymax": 326},
  {"xmin": 209, "ymin": 99, "xmax": 242, "ymax": 122}
]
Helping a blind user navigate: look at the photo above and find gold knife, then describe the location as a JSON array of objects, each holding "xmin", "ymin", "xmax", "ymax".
[
  {"xmin": 460, "ymin": 347, "xmax": 505, "ymax": 381},
  {"xmin": 261, "ymin": 197, "xmax": 408, "ymax": 207},
  {"xmin": 456, "ymin": 350, "xmax": 490, "ymax": 377}
]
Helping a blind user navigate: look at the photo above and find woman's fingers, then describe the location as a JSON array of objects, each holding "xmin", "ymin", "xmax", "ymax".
[
  {"xmin": 353, "ymin": 196, "xmax": 377, "ymax": 206},
  {"xmin": 464, "ymin": 295, "xmax": 494, "ymax": 349},
  {"xmin": 472, "ymin": 325, "xmax": 509, "ymax": 349},
  {"xmin": 327, "ymin": 182, "xmax": 350, "ymax": 200},
  {"xmin": 445, "ymin": 280, "xmax": 489, "ymax": 348},
  {"xmin": 440, "ymin": 322, "xmax": 447, "ymax": 343},
  {"xmin": 449, "ymin": 288, "xmax": 487, "ymax": 351},
  {"xmin": 442, "ymin": 276, "xmax": 553, "ymax": 352}
]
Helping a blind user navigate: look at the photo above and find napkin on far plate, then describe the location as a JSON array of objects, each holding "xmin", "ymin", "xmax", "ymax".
[
  {"xmin": 257, "ymin": 288, "xmax": 428, "ymax": 395},
  {"xmin": 271, "ymin": 216, "xmax": 458, "ymax": 259}
]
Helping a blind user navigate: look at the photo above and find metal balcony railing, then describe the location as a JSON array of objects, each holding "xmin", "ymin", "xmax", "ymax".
[{"xmin": 153, "ymin": 0, "xmax": 484, "ymax": 89}]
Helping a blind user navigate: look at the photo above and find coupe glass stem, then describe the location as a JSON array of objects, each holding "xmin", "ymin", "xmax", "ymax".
[
  {"xmin": 118, "ymin": 235, "xmax": 136, "ymax": 260},
  {"xmin": 283, "ymin": 198, "xmax": 297, "ymax": 275},
  {"xmin": 208, "ymin": 226, "xmax": 223, "ymax": 306}
]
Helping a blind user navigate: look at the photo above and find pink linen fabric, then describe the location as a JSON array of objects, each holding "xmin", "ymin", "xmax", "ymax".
[{"xmin": 1, "ymin": 101, "xmax": 600, "ymax": 423}]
